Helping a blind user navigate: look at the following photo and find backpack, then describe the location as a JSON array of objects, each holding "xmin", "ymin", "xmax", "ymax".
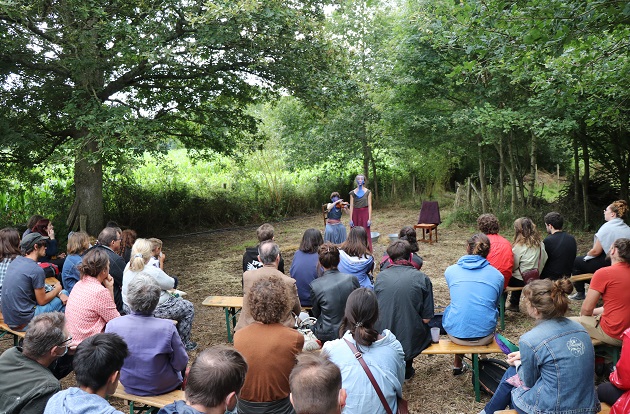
[
  {"xmin": 38, "ymin": 262, "xmax": 60, "ymax": 278},
  {"xmin": 472, "ymin": 358, "xmax": 509, "ymax": 395}
]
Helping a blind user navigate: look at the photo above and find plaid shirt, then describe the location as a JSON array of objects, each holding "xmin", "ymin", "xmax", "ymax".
[{"xmin": 0, "ymin": 258, "xmax": 13, "ymax": 294}]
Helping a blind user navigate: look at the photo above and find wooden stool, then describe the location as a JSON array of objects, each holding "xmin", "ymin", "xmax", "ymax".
[{"xmin": 414, "ymin": 223, "xmax": 438, "ymax": 244}]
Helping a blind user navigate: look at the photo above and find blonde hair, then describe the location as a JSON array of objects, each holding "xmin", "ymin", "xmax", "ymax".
[
  {"xmin": 129, "ymin": 238, "xmax": 152, "ymax": 272},
  {"xmin": 148, "ymin": 238, "xmax": 162, "ymax": 251},
  {"xmin": 67, "ymin": 231, "xmax": 90, "ymax": 255}
]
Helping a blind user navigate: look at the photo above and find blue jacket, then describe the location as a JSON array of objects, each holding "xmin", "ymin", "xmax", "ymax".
[
  {"xmin": 323, "ymin": 330, "xmax": 404, "ymax": 414},
  {"xmin": 512, "ymin": 318, "xmax": 600, "ymax": 414},
  {"xmin": 443, "ymin": 255, "xmax": 503, "ymax": 339},
  {"xmin": 158, "ymin": 400, "xmax": 204, "ymax": 414},
  {"xmin": 338, "ymin": 250, "xmax": 374, "ymax": 289}
]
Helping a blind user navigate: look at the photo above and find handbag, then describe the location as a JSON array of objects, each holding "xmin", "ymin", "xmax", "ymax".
[
  {"xmin": 518, "ymin": 245, "xmax": 542, "ymax": 285},
  {"xmin": 344, "ymin": 339, "xmax": 409, "ymax": 414}
]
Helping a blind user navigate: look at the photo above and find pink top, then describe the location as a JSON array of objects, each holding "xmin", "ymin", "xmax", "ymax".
[{"xmin": 65, "ymin": 277, "xmax": 120, "ymax": 345}]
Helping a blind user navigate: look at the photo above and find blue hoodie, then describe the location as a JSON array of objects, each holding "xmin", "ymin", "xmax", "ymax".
[
  {"xmin": 158, "ymin": 400, "xmax": 204, "ymax": 414},
  {"xmin": 338, "ymin": 250, "xmax": 374, "ymax": 289},
  {"xmin": 442, "ymin": 255, "xmax": 504, "ymax": 339},
  {"xmin": 44, "ymin": 387, "xmax": 123, "ymax": 414}
]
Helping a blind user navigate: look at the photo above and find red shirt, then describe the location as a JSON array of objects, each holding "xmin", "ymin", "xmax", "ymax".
[
  {"xmin": 590, "ymin": 262, "xmax": 630, "ymax": 339},
  {"xmin": 486, "ymin": 234, "xmax": 514, "ymax": 288}
]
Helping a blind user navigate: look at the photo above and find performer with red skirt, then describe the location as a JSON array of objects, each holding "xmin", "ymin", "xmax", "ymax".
[{"xmin": 349, "ymin": 174, "xmax": 373, "ymax": 252}]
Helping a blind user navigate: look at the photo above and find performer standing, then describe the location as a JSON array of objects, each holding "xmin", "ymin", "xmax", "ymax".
[
  {"xmin": 324, "ymin": 192, "xmax": 348, "ymax": 244},
  {"xmin": 349, "ymin": 174, "xmax": 373, "ymax": 252}
]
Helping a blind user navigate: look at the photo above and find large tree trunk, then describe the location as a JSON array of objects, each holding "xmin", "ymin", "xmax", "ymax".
[{"xmin": 73, "ymin": 137, "xmax": 103, "ymax": 236}]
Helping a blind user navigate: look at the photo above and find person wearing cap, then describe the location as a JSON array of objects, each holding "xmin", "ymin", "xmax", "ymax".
[{"xmin": 1, "ymin": 232, "xmax": 68, "ymax": 330}]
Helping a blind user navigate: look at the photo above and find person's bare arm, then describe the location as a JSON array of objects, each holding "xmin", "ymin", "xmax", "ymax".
[
  {"xmin": 581, "ymin": 289, "xmax": 602, "ymax": 316},
  {"xmin": 349, "ymin": 193, "xmax": 355, "ymax": 226},
  {"xmin": 587, "ymin": 238, "xmax": 604, "ymax": 257},
  {"xmin": 367, "ymin": 190, "xmax": 372, "ymax": 226},
  {"xmin": 34, "ymin": 284, "xmax": 62, "ymax": 306}
]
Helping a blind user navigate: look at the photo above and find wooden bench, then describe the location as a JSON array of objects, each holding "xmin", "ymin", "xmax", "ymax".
[
  {"xmin": 111, "ymin": 383, "xmax": 185, "ymax": 414},
  {"xmin": 202, "ymin": 295, "xmax": 312, "ymax": 343},
  {"xmin": 495, "ymin": 402, "xmax": 610, "ymax": 414},
  {"xmin": 0, "ymin": 322, "xmax": 26, "ymax": 346},
  {"xmin": 421, "ymin": 339, "xmax": 503, "ymax": 402},
  {"xmin": 202, "ymin": 295, "xmax": 243, "ymax": 343},
  {"xmin": 498, "ymin": 274, "xmax": 594, "ymax": 331}
]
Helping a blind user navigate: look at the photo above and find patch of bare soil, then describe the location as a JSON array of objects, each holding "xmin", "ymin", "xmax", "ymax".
[{"xmin": 1, "ymin": 205, "xmax": 591, "ymax": 414}]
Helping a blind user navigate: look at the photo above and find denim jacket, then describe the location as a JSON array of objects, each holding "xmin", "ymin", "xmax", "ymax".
[{"xmin": 512, "ymin": 318, "xmax": 600, "ymax": 414}]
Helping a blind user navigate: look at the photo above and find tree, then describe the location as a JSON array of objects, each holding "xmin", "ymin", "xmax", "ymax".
[{"xmin": 0, "ymin": 0, "xmax": 338, "ymax": 234}]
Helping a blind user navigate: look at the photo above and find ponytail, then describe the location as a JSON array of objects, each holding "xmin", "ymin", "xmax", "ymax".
[{"xmin": 129, "ymin": 238, "xmax": 152, "ymax": 272}]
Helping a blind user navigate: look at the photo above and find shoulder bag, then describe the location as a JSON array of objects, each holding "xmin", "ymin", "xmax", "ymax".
[
  {"xmin": 344, "ymin": 338, "xmax": 409, "ymax": 414},
  {"xmin": 518, "ymin": 245, "xmax": 542, "ymax": 285}
]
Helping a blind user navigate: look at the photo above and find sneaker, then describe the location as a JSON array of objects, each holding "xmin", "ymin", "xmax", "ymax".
[
  {"xmin": 452, "ymin": 364, "xmax": 469, "ymax": 376},
  {"xmin": 569, "ymin": 292, "xmax": 586, "ymax": 301},
  {"xmin": 185, "ymin": 341, "xmax": 198, "ymax": 351},
  {"xmin": 506, "ymin": 304, "xmax": 520, "ymax": 312}
]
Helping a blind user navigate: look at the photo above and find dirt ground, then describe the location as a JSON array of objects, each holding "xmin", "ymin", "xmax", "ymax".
[
  {"xmin": 1, "ymin": 205, "xmax": 591, "ymax": 413},
  {"xmin": 158, "ymin": 205, "xmax": 590, "ymax": 414}
]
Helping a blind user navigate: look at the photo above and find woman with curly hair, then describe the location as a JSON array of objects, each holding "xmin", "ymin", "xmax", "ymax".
[
  {"xmin": 477, "ymin": 213, "xmax": 514, "ymax": 288},
  {"xmin": 119, "ymin": 229, "xmax": 137, "ymax": 264},
  {"xmin": 322, "ymin": 288, "xmax": 405, "ymax": 414},
  {"xmin": 571, "ymin": 200, "xmax": 630, "ymax": 300},
  {"xmin": 479, "ymin": 279, "xmax": 599, "ymax": 414},
  {"xmin": 507, "ymin": 218, "xmax": 547, "ymax": 312},
  {"xmin": 338, "ymin": 226, "xmax": 374, "ymax": 289},
  {"xmin": 234, "ymin": 275, "xmax": 304, "ymax": 414}
]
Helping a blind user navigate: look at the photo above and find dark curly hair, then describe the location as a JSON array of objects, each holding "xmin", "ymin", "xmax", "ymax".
[
  {"xmin": 477, "ymin": 214, "xmax": 500, "ymax": 235},
  {"xmin": 248, "ymin": 276, "xmax": 291, "ymax": 324}
]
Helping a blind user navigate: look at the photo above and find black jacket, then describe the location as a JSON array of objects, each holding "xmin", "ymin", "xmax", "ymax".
[{"xmin": 310, "ymin": 269, "xmax": 359, "ymax": 342}]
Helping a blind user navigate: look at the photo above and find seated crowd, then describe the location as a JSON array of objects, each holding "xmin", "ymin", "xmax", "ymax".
[{"xmin": 2, "ymin": 203, "xmax": 630, "ymax": 414}]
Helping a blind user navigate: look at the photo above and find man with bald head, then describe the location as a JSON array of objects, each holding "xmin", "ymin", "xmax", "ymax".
[{"xmin": 235, "ymin": 241, "xmax": 300, "ymax": 331}]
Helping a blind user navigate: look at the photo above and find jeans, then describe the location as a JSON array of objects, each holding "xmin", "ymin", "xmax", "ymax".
[
  {"xmin": 483, "ymin": 366, "xmax": 527, "ymax": 414},
  {"xmin": 33, "ymin": 290, "xmax": 68, "ymax": 316}
]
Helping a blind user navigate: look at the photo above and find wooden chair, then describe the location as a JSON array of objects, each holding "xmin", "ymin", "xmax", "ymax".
[{"xmin": 414, "ymin": 201, "xmax": 441, "ymax": 244}]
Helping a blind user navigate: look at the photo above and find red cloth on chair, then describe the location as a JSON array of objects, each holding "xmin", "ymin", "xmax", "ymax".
[{"xmin": 418, "ymin": 201, "xmax": 440, "ymax": 225}]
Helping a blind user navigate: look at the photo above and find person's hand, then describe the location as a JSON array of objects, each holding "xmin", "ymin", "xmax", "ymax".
[
  {"xmin": 349, "ymin": 220, "xmax": 354, "ymax": 227},
  {"xmin": 103, "ymin": 274, "xmax": 115, "ymax": 290},
  {"xmin": 48, "ymin": 227, "xmax": 55, "ymax": 239},
  {"xmin": 506, "ymin": 351, "xmax": 521, "ymax": 366},
  {"xmin": 58, "ymin": 292, "xmax": 69, "ymax": 305},
  {"xmin": 367, "ymin": 220, "xmax": 372, "ymax": 227},
  {"xmin": 58, "ymin": 252, "xmax": 66, "ymax": 259}
]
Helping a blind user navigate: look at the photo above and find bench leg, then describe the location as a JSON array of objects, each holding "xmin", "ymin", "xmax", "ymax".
[
  {"xmin": 499, "ymin": 292, "xmax": 506, "ymax": 331},
  {"xmin": 473, "ymin": 353, "xmax": 481, "ymax": 402}
]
